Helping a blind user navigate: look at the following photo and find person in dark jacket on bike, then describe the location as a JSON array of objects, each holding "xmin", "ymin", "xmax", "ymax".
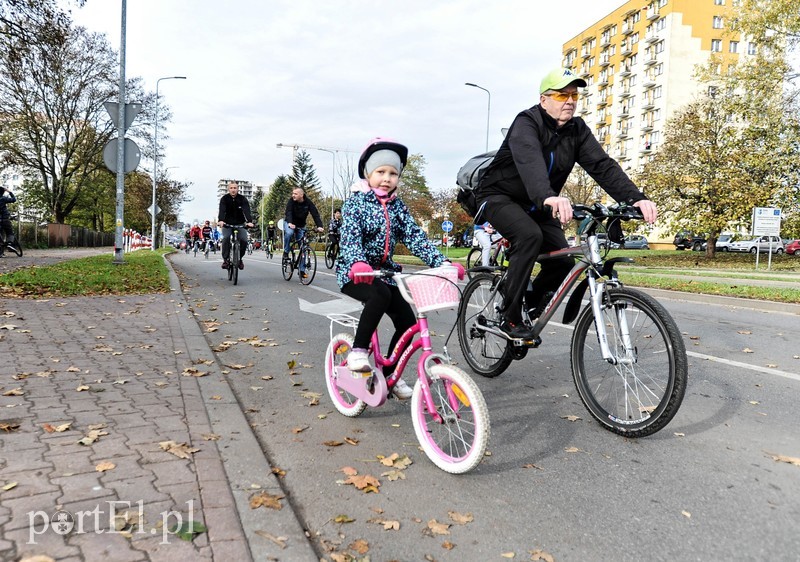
[
  {"xmin": 283, "ymin": 187, "xmax": 324, "ymax": 261},
  {"xmin": 0, "ymin": 187, "xmax": 17, "ymax": 250},
  {"xmin": 218, "ymin": 181, "xmax": 254, "ymax": 270},
  {"xmin": 475, "ymin": 67, "xmax": 657, "ymax": 340}
]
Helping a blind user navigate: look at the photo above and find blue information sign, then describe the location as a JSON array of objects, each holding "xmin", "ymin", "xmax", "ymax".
[{"xmin": 442, "ymin": 220, "xmax": 453, "ymax": 233}]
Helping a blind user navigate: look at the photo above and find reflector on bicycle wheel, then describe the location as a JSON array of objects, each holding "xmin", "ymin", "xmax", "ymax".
[
  {"xmin": 397, "ymin": 267, "xmax": 460, "ymax": 313},
  {"xmin": 451, "ymin": 384, "xmax": 471, "ymax": 407}
]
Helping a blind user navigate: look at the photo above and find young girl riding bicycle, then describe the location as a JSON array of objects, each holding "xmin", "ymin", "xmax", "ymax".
[{"xmin": 336, "ymin": 138, "xmax": 464, "ymax": 399}]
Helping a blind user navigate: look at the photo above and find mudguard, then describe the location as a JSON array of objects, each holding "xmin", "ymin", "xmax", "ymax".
[
  {"xmin": 562, "ymin": 278, "xmax": 589, "ymax": 325},
  {"xmin": 602, "ymin": 256, "xmax": 635, "ymax": 277}
]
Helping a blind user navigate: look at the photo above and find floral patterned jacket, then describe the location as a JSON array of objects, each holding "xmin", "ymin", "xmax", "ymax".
[{"xmin": 335, "ymin": 189, "xmax": 446, "ymax": 288}]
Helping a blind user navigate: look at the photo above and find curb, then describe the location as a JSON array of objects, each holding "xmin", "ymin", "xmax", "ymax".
[
  {"xmin": 165, "ymin": 258, "xmax": 318, "ymax": 561},
  {"xmin": 637, "ymin": 286, "xmax": 800, "ymax": 315}
]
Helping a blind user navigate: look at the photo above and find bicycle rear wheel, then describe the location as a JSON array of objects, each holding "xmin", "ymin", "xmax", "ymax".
[
  {"xmin": 282, "ymin": 249, "xmax": 294, "ymax": 281},
  {"xmin": 300, "ymin": 247, "xmax": 316, "ymax": 285},
  {"xmin": 457, "ymin": 273, "xmax": 513, "ymax": 378},
  {"xmin": 411, "ymin": 364, "xmax": 490, "ymax": 474},
  {"xmin": 324, "ymin": 242, "xmax": 336, "ymax": 269},
  {"xmin": 324, "ymin": 333, "xmax": 368, "ymax": 417},
  {"xmin": 466, "ymin": 247, "xmax": 481, "ymax": 270},
  {"xmin": 571, "ymin": 287, "xmax": 688, "ymax": 437}
]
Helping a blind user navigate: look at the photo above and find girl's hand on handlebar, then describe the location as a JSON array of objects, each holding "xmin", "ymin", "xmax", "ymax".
[
  {"xmin": 633, "ymin": 200, "xmax": 658, "ymax": 224},
  {"xmin": 543, "ymin": 196, "xmax": 573, "ymax": 224},
  {"xmin": 348, "ymin": 261, "xmax": 374, "ymax": 284}
]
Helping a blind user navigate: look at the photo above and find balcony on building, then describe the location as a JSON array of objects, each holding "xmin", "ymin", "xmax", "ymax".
[
  {"xmin": 618, "ymin": 105, "xmax": 630, "ymax": 117},
  {"xmin": 641, "ymin": 97, "xmax": 655, "ymax": 109},
  {"xmin": 598, "ymin": 75, "xmax": 609, "ymax": 86},
  {"xmin": 600, "ymin": 54, "xmax": 610, "ymax": 67},
  {"xmin": 622, "ymin": 21, "xmax": 634, "ymax": 35},
  {"xmin": 639, "ymin": 142, "xmax": 653, "ymax": 153},
  {"xmin": 619, "ymin": 87, "xmax": 632, "ymax": 98},
  {"xmin": 617, "ymin": 127, "xmax": 630, "ymax": 139},
  {"xmin": 644, "ymin": 53, "xmax": 658, "ymax": 65},
  {"xmin": 645, "ymin": 31, "xmax": 659, "ymax": 44},
  {"xmin": 643, "ymin": 75, "xmax": 656, "ymax": 88},
  {"xmin": 619, "ymin": 65, "xmax": 632, "ymax": 77},
  {"xmin": 620, "ymin": 41, "xmax": 632, "ymax": 56},
  {"xmin": 616, "ymin": 150, "xmax": 629, "ymax": 160},
  {"xmin": 641, "ymin": 121, "xmax": 654, "ymax": 131},
  {"xmin": 580, "ymin": 67, "xmax": 591, "ymax": 78},
  {"xmin": 647, "ymin": 7, "xmax": 659, "ymax": 20},
  {"xmin": 600, "ymin": 34, "xmax": 611, "ymax": 47}
]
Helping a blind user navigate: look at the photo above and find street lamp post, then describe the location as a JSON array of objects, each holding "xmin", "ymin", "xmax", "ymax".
[
  {"xmin": 465, "ymin": 82, "xmax": 491, "ymax": 152},
  {"xmin": 151, "ymin": 75, "xmax": 186, "ymax": 249}
]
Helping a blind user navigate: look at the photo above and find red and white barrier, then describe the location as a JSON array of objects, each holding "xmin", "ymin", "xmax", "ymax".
[{"xmin": 122, "ymin": 229, "xmax": 152, "ymax": 252}]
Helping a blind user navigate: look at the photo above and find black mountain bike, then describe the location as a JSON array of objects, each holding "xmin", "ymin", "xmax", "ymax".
[
  {"xmin": 455, "ymin": 203, "xmax": 687, "ymax": 438},
  {"xmin": 282, "ymin": 231, "xmax": 317, "ymax": 285},
  {"xmin": 324, "ymin": 234, "xmax": 339, "ymax": 269}
]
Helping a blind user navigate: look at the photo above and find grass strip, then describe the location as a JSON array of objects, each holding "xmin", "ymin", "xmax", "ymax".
[
  {"xmin": 622, "ymin": 273, "xmax": 800, "ymax": 304},
  {"xmin": 0, "ymin": 250, "xmax": 171, "ymax": 298}
]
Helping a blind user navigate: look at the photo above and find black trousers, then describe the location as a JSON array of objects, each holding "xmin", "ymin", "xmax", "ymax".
[
  {"xmin": 341, "ymin": 280, "xmax": 416, "ymax": 373},
  {"xmin": 481, "ymin": 195, "xmax": 573, "ymax": 324}
]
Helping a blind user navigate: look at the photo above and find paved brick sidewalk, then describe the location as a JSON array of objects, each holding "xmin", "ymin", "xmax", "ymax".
[{"xmin": 0, "ymin": 261, "xmax": 316, "ymax": 561}]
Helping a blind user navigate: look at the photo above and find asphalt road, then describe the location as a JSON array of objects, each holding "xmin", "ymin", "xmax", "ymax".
[{"xmin": 167, "ymin": 248, "xmax": 800, "ymax": 561}]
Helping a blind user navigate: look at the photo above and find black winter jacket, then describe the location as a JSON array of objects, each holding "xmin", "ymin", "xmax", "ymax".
[
  {"xmin": 478, "ymin": 105, "xmax": 647, "ymax": 210},
  {"xmin": 285, "ymin": 197, "xmax": 323, "ymax": 228},
  {"xmin": 218, "ymin": 193, "xmax": 252, "ymax": 225}
]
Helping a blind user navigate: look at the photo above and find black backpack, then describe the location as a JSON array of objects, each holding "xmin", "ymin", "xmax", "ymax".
[{"xmin": 455, "ymin": 150, "xmax": 496, "ymax": 217}]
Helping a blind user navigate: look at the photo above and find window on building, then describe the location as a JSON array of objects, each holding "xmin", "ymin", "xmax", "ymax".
[
  {"xmin": 747, "ymin": 42, "xmax": 757, "ymax": 55},
  {"xmin": 590, "ymin": 38, "xmax": 596, "ymax": 49},
  {"xmin": 653, "ymin": 109, "xmax": 661, "ymax": 121},
  {"xmin": 611, "ymin": 24, "xmax": 617, "ymax": 36},
  {"xmin": 610, "ymin": 45, "xmax": 616, "ymax": 55},
  {"xmin": 714, "ymin": 0, "xmax": 724, "ymax": 4},
  {"xmin": 656, "ymin": 17, "xmax": 666, "ymax": 31},
  {"xmin": 630, "ymin": 54, "xmax": 638, "ymax": 66},
  {"xmin": 658, "ymin": 0, "xmax": 667, "ymax": 6},
  {"xmin": 653, "ymin": 85, "xmax": 662, "ymax": 98},
  {"xmin": 589, "ymin": 56, "xmax": 596, "ymax": 67},
  {"xmin": 655, "ymin": 41, "xmax": 665, "ymax": 53},
  {"xmin": 711, "ymin": 39, "xmax": 722, "ymax": 52},
  {"xmin": 729, "ymin": 40, "xmax": 738, "ymax": 53},
  {"xmin": 654, "ymin": 63, "xmax": 663, "ymax": 75},
  {"xmin": 631, "ymin": 32, "xmax": 639, "ymax": 44},
  {"xmin": 713, "ymin": 16, "xmax": 723, "ymax": 29}
]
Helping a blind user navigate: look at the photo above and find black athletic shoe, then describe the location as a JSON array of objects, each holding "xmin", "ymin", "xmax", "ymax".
[{"xmin": 499, "ymin": 320, "xmax": 535, "ymax": 340}]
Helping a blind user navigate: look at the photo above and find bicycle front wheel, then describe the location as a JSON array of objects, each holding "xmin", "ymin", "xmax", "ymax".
[
  {"xmin": 231, "ymin": 241, "xmax": 240, "ymax": 284},
  {"xmin": 411, "ymin": 364, "xmax": 490, "ymax": 474},
  {"xmin": 282, "ymin": 250, "xmax": 294, "ymax": 281},
  {"xmin": 300, "ymin": 247, "xmax": 316, "ymax": 285},
  {"xmin": 324, "ymin": 242, "xmax": 335, "ymax": 269},
  {"xmin": 571, "ymin": 287, "xmax": 688, "ymax": 437},
  {"xmin": 466, "ymin": 247, "xmax": 482, "ymax": 273},
  {"xmin": 324, "ymin": 333, "xmax": 367, "ymax": 417},
  {"xmin": 457, "ymin": 273, "xmax": 513, "ymax": 378}
]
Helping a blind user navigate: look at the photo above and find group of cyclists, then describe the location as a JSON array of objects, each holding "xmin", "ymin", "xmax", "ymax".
[{"xmin": 184, "ymin": 220, "xmax": 220, "ymax": 255}]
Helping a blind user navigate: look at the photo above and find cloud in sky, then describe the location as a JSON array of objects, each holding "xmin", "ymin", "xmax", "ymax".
[{"xmin": 69, "ymin": 0, "xmax": 624, "ymax": 224}]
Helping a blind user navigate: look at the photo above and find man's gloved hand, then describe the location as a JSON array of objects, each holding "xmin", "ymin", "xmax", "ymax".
[{"xmin": 348, "ymin": 261, "xmax": 374, "ymax": 284}]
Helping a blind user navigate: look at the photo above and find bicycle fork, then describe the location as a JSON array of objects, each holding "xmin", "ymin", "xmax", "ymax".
[{"xmin": 586, "ymin": 276, "xmax": 635, "ymax": 365}]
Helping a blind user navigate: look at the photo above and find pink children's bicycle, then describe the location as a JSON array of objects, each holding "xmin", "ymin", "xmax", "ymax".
[{"xmin": 324, "ymin": 266, "xmax": 490, "ymax": 474}]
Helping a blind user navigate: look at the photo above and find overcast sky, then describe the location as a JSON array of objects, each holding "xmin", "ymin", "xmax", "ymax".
[{"xmin": 69, "ymin": 0, "xmax": 626, "ymax": 224}]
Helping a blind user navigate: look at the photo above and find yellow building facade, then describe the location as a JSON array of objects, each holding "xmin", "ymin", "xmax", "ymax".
[{"xmin": 562, "ymin": 0, "xmax": 742, "ymax": 175}]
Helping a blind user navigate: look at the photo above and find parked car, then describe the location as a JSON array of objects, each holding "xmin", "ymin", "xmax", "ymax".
[
  {"xmin": 784, "ymin": 239, "xmax": 800, "ymax": 256},
  {"xmin": 622, "ymin": 234, "xmax": 649, "ymax": 250},
  {"xmin": 713, "ymin": 233, "xmax": 736, "ymax": 252},
  {"xmin": 673, "ymin": 230, "xmax": 706, "ymax": 251},
  {"xmin": 728, "ymin": 235, "xmax": 784, "ymax": 254},
  {"xmin": 595, "ymin": 233, "xmax": 620, "ymax": 249}
]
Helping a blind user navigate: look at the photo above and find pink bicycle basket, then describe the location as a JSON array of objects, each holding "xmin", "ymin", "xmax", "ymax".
[{"xmin": 397, "ymin": 266, "xmax": 460, "ymax": 313}]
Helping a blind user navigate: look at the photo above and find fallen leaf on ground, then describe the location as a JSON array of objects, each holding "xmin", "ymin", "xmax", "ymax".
[
  {"xmin": 159, "ymin": 440, "xmax": 199, "ymax": 459},
  {"xmin": 343, "ymin": 474, "xmax": 380, "ymax": 493},
  {"xmin": 448, "ymin": 511, "xmax": 473, "ymax": 525},
  {"xmin": 42, "ymin": 422, "xmax": 71, "ymax": 433},
  {"xmin": 530, "ymin": 549, "xmax": 555, "ymax": 562},
  {"xmin": 742, "ymin": 348, "xmax": 754, "ymax": 353},
  {"xmin": 182, "ymin": 367, "xmax": 208, "ymax": 377},
  {"xmin": 681, "ymin": 510, "xmax": 691, "ymax": 518},
  {"xmin": 96, "ymin": 461, "xmax": 116, "ymax": 472},
  {"xmin": 253, "ymin": 530, "xmax": 287, "ymax": 548},
  {"xmin": 250, "ymin": 491, "xmax": 284, "ymax": 510},
  {"xmin": 766, "ymin": 452, "xmax": 800, "ymax": 466},
  {"xmin": 349, "ymin": 538, "xmax": 369, "ymax": 554},
  {"xmin": 334, "ymin": 514, "xmax": 354, "ymax": 524},
  {"xmin": 442, "ymin": 540, "xmax": 456, "ymax": 550},
  {"xmin": 2, "ymin": 482, "xmax": 18, "ymax": 491},
  {"xmin": 202, "ymin": 433, "xmax": 221, "ymax": 441},
  {"xmin": 425, "ymin": 519, "xmax": 450, "ymax": 536},
  {"xmin": 522, "ymin": 463, "xmax": 544, "ymax": 470},
  {"xmin": 77, "ymin": 429, "xmax": 108, "ymax": 446},
  {"xmin": 561, "ymin": 415, "xmax": 581, "ymax": 422},
  {"xmin": 381, "ymin": 469, "xmax": 405, "ymax": 481},
  {"xmin": 0, "ymin": 422, "xmax": 20, "ymax": 432},
  {"xmin": 2, "ymin": 388, "xmax": 23, "ymax": 396}
]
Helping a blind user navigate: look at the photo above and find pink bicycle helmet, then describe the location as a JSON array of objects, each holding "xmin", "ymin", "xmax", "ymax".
[{"xmin": 357, "ymin": 137, "xmax": 409, "ymax": 179}]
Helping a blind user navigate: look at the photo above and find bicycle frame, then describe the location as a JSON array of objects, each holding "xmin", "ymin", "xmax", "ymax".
[{"xmin": 328, "ymin": 310, "xmax": 448, "ymax": 423}]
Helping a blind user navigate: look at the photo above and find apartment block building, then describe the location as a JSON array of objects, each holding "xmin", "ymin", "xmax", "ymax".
[
  {"xmin": 216, "ymin": 178, "xmax": 255, "ymax": 201},
  {"xmin": 562, "ymin": 0, "xmax": 741, "ymax": 174}
]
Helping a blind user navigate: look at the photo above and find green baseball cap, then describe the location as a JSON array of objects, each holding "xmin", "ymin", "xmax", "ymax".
[{"xmin": 539, "ymin": 67, "xmax": 587, "ymax": 94}]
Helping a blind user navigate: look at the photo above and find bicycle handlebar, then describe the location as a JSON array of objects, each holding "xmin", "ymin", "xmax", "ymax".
[{"xmin": 571, "ymin": 202, "xmax": 644, "ymax": 222}]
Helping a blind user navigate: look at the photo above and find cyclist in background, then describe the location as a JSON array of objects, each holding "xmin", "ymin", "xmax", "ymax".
[
  {"xmin": 218, "ymin": 181, "xmax": 254, "ymax": 270},
  {"xmin": 201, "ymin": 220, "xmax": 214, "ymax": 252},
  {"xmin": 266, "ymin": 220, "xmax": 277, "ymax": 251},
  {"xmin": 336, "ymin": 137, "xmax": 465, "ymax": 399},
  {"xmin": 327, "ymin": 208, "xmax": 342, "ymax": 255},
  {"xmin": 189, "ymin": 222, "xmax": 202, "ymax": 251},
  {"xmin": 283, "ymin": 187, "xmax": 324, "ymax": 278},
  {"xmin": 0, "ymin": 187, "xmax": 18, "ymax": 251},
  {"xmin": 474, "ymin": 222, "xmax": 503, "ymax": 267}
]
